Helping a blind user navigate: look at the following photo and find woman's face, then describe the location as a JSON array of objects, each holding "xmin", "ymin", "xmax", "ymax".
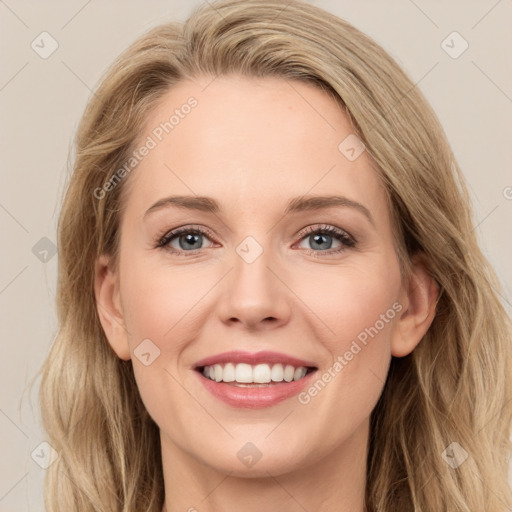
[{"xmin": 96, "ymin": 75, "xmax": 429, "ymax": 478}]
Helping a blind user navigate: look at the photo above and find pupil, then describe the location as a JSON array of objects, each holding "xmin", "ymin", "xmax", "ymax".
[
  {"xmin": 312, "ymin": 234, "xmax": 332, "ymax": 250},
  {"xmin": 181, "ymin": 233, "xmax": 201, "ymax": 250}
]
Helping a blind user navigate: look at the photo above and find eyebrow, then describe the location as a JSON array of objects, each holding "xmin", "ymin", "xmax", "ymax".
[{"xmin": 143, "ymin": 194, "xmax": 374, "ymax": 225}]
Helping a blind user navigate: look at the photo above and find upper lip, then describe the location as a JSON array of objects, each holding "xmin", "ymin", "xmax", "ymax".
[{"xmin": 194, "ymin": 350, "xmax": 318, "ymax": 369}]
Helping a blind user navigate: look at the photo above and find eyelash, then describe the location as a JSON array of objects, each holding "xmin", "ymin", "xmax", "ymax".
[{"xmin": 155, "ymin": 224, "xmax": 356, "ymax": 258}]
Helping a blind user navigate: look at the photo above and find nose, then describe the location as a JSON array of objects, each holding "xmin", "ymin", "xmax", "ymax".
[{"xmin": 216, "ymin": 242, "xmax": 292, "ymax": 331}]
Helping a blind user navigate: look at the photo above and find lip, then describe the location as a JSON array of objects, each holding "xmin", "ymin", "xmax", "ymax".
[
  {"xmin": 193, "ymin": 350, "xmax": 318, "ymax": 409},
  {"xmin": 193, "ymin": 350, "xmax": 317, "ymax": 368},
  {"xmin": 195, "ymin": 369, "xmax": 317, "ymax": 409}
]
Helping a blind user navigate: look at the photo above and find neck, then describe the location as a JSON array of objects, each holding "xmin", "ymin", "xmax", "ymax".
[{"xmin": 160, "ymin": 419, "xmax": 369, "ymax": 512}]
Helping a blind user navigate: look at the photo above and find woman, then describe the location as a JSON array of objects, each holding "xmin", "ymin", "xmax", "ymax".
[{"xmin": 38, "ymin": 0, "xmax": 512, "ymax": 510}]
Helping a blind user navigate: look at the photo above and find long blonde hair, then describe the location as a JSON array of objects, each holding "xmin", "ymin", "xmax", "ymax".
[{"xmin": 38, "ymin": 0, "xmax": 512, "ymax": 510}]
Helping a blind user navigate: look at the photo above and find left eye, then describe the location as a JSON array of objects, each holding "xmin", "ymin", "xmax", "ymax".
[
  {"xmin": 295, "ymin": 226, "xmax": 355, "ymax": 253},
  {"xmin": 297, "ymin": 232, "xmax": 342, "ymax": 251},
  {"xmin": 158, "ymin": 229, "xmax": 215, "ymax": 252}
]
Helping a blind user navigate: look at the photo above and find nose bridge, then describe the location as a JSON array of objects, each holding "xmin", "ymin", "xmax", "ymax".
[{"xmin": 217, "ymin": 233, "xmax": 291, "ymax": 328}]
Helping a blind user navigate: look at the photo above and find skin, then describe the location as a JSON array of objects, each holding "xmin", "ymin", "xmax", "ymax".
[{"xmin": 95, "ymin": 75, "xmax": 438, "ymax": 512}]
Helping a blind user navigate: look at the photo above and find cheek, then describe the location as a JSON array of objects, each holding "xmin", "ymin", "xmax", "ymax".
[
  {"xmin": 117, "ymin": 254, "xmax": 230, "ymax": 423},
  {"xmin": 118, "ymin": 259, "xmax": 211, "ymax": 437},
  {"xmin": 293, "ymin": 258, "xmax": 401, "ymax": 418},
  {"xmin": 120, "ymin": 257, "xmax": 210, "ymax": 347},
  {"xmin": 326, "ymin": 277, "xmax": 399, "ymax": 360},
  {"xmin": 297, "ymin": 256, "xmax": 401, "ymax": 355}
]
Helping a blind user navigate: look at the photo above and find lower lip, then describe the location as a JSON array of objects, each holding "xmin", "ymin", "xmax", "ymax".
[{"xmin": 196, "ymin": 370, "xmax": 317, "ymax": 409}]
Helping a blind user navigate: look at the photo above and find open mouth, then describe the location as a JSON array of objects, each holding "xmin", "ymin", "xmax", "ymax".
[
  {"xmin": 193, "ymin": 351, "xmax": 319, "ymax": 407},
  {"xmin": 196, "ymin": 363, "xmax": 318, "ymax": 386}
]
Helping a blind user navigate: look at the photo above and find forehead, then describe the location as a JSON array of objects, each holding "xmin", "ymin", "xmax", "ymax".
[{"xmin": 123, "ymin": 75, "xmax": 387, "ymax": 220}]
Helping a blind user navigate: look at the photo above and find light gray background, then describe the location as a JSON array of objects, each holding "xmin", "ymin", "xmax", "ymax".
[{"xmin": 1, "ymin": 0, "xmax": 511, "ymax": 510}]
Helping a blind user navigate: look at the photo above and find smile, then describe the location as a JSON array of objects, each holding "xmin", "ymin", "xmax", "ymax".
[
  {"xmin": 199, "ymin": 362, "xmax": 313, "ymax": 384},
  {"xmin": 193, "ymin": 351, "xmax": 318, "ymax": 408}
]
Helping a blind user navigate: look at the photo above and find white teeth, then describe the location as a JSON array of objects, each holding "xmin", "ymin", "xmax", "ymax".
[
  {"xmin": 201, "ymin": 362, "xmax": 311, "ymax": 384},
  {"xmin": 271, "ymin": 363, "xmax": 284, "ymax": 382},
  {"xmin": 223, "ymin": 362, "xmax": 235, "ymax": 382},
  {"xmin": 235, "ymin": 363, "xmax": 253, "ymax": 383},
  {"xmin": 253, "ymin": 364, "xmax": 271, "ymax": 383},
  {"xmin": 284, "ymin": 364, "xmax": 295, "ymax": 382},
  {"xmin": 293, "ymin": 367, "xmax": 307, "ymax": 380}
]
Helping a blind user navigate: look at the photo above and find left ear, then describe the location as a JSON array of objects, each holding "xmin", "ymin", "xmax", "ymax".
[{"xmin": 392, "ymin": 255, "xmax": 439, "ymax": 357}]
